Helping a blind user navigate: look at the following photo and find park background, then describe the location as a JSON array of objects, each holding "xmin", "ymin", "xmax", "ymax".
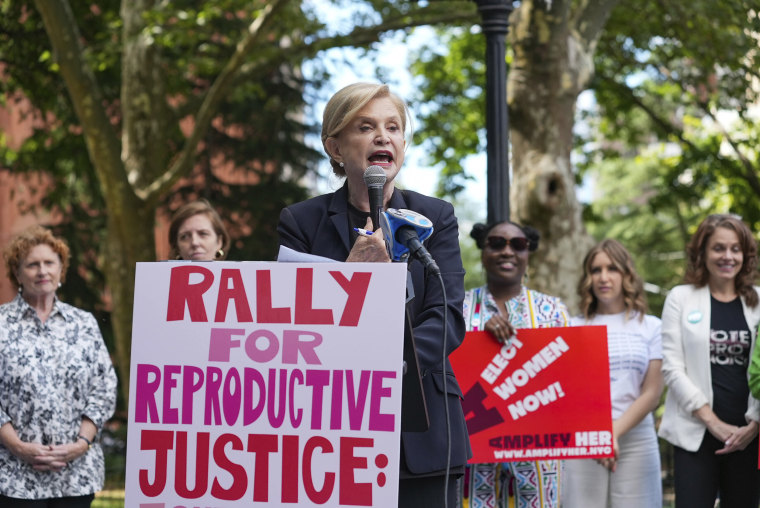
[{"xmin": 1, "ymin": 1, "xmax": 759, "ymax": 506}]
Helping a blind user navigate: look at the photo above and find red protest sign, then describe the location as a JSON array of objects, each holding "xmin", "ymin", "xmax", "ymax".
[{"xmin": 450, "ymin": 326, "xmax": 613, "ymax": 462}]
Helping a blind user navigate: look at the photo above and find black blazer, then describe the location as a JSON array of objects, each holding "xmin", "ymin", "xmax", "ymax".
[{"xmin": 278, "ymin": 184, "xmax": 471, "ymax": 475}]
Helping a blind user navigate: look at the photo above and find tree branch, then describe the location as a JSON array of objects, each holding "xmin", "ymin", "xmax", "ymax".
[
  {"xmin": 122, "ymin": 0, "xmax": 173, "ymax": 188},
  {"xmin": 571, "ymin": 0, "xmax": 621, "ymax": 50},
  {"xmin": 702, "ymin": 105, "xmax": 760, "ymax": 197},
  {"xmin": 232, "ymin": 2, "xmax": 479, "ymax": 78},
  {"xmin": 138, "ymin": 0, "xmax": 293, "ymax": 203},
  {"xmin": 139, "ymin": 0, "xmax": 477, "ymax": 203},
  {"xmin": 302, "ymin": 4, "xmax": 478, "ymax": 54},
  {"xmin": 606, "ymin": 77, "xmax": 760, "ymax": 197},
  {"xmin": 32, "ymin": 0, "xmax": 129, "ymax": 208}
]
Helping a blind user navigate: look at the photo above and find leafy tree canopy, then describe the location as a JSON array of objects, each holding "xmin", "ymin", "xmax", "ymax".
[
  {"xmin": 410, "ymin": 0, "xmax": 760, "ymax": 309},
  {"xmin": 0, "ymin": 0, "xmax": 479, "ymax": 400}
]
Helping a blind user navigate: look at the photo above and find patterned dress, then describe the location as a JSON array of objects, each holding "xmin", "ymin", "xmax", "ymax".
[
  {"xmin": 0, "ymin": 294, "xmax": 118, "ymax": 499},
  {"xmin": 462, "ymin": 285, "xmax": 570, "ymax": 508}
]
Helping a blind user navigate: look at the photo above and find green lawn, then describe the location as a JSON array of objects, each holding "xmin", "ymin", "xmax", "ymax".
[{"xmin": 93, "ymin": 491, "xmax": 124, "ymax": 508}]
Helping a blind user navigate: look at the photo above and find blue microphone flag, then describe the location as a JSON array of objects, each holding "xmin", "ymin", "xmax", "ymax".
[{"xmin": 380, "ymin": 208, "xmax": 434, "ymax": 262}]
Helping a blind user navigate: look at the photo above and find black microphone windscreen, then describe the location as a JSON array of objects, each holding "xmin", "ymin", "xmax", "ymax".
[
  {"xmin": 363, "ymin": 165, "xmax": 386, "ymax": 188},
  {"xmin": 364, "ymin": 165, "xmax": 386, "ymax": 231}
]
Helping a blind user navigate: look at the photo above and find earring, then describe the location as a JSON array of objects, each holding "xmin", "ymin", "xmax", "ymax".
[
  {"xmin": 58, "ymin": 282, "xmax": 62, "ymax": 288},
  {"xmin": 339, "ymin": 162, "xmax": 344, "ymax": 168},
  {"xmin": 216, "ymin": 249, "xmax": 224, "ymax": 259}
]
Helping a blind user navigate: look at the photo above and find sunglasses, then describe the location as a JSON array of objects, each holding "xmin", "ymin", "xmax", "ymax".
[{"xmin": 485, "ymin": 236, "xmax": 529, "ymax": 252}]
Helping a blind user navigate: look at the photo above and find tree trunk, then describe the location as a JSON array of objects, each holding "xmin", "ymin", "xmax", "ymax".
[
  {"xmin": 31, "ymin": 0, "xmax": 487, "ymax": 406},
  {"xmin": 507, "ymin": 0, "xmax": 618, "ymax": 312},
  {"xmin": 103, "ymin": 201, "xmax": 156, "ymax": 403}
]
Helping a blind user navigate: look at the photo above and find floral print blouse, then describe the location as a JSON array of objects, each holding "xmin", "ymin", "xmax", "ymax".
[
  {"xmin": 463, "ymin": 284, "xmax": 569, "ymax": 332},
  {"xmin": 0, "ymin": 293, "xmax": 118, "ymax": 499}
]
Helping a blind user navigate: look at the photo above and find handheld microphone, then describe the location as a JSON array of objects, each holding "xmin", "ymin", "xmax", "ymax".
[
  {"xmin": 363, "ymin": 165, "xmax": 386, "ymax": 231},
  {"xmin": 380, "ymin": 208, "xmax": 440, "ymax": 275}
]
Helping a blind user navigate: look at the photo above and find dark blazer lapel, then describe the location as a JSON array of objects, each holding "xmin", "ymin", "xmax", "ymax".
[
  {"xmin": 327, "ymin": 186, "xmax": 408, "ymax": 255},
  {"xmin": 328, "ymin": 183, "xmax": 351, "ymax": 253},
  {"xmin": 388, "ymin": 187, "xmax": 407, "ymax": 210}
]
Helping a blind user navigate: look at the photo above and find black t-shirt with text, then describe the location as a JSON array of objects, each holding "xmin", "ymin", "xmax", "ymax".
[{"xmin": 710, "ymin": 296, "xmax": 751, "ymax": 425}]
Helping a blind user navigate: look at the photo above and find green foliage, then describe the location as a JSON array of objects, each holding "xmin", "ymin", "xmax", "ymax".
[
  {"xmin": 410, "ymin": 26, "xmax": 486, "ymax": 196},
  {"xmin": 411, "ymin": 0, "xmax": 760, "ymax": 307},
  {"xmin": 0, "ymin": 1, "xmax": 321, "ymax": 315},
  {"xmin": 582, "ymin": 153, "xmax": 693, "ymax": 314},
  {"xmin": 411, "ymin": 26, "xmax": 486, "ymax": 195},
  {"xmin": 1, "ymin": 0, "xmax": 480, "ymax": 404},
  {"xmin": 450, "ymin": 196, "xmax": 488, "ymax": 290},
  {"xmin": 581, "ymin": 0, "xmax": 760, "ymax": 310}
]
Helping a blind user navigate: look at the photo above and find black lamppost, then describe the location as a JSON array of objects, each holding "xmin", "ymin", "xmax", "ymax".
[{"xmin": 472, "ymin": 0, "xmax": 513, "ymax": 224}]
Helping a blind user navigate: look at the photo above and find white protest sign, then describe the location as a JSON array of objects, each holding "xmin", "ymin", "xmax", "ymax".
[{"xmin": 125, "ymin": 261, "xmax": 407, "ymax": 507}]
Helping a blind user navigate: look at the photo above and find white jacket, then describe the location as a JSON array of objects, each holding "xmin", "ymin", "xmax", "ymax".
[{"xmin": 658, "ymin": 284, "xmax": 760, "ymax": 451}]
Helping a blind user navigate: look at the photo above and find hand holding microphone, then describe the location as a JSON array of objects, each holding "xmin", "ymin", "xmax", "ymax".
[{"xmin": 345, "ymin": 164, "xmax": 391, "ymax": 263}]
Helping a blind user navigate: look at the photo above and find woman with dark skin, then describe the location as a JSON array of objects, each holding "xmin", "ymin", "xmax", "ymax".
[{"xmin": 462, "ymin": 220, "xmax": 569, "ymax": 508}]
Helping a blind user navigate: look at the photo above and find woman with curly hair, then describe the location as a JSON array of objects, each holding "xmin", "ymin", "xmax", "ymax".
[
  {"xmin": 564, "ymin": 239, "xmax": 663, "ymax": 507},
  {"xmin": 658, "ymin": 214, "xmax": 760, "ymax": 507},
  {"xmin": 462, "ymin": 220, "xmax": 569, "ymax": 508},
  {"xmin": 0, "ymin": 226, "xmax": 117, "ymax": 506}
]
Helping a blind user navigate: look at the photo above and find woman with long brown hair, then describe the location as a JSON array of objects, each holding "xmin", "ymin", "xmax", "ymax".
[
  {"xmin": 564, "ymin": 239, "xmax": 663, "ymax": 507},
  {"xmin": 659, "ymin": 214, "xmax": 760, "ymax": 507}
]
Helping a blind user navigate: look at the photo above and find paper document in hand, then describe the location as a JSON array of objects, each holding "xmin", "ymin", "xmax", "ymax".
[{"xmin": 277, "ymin": 245, "xmax": 336, "ymax": 263}]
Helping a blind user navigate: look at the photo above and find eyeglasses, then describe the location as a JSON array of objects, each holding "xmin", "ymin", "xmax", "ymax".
[{"xmin": 485, "ymin": 236, "xmax": 529, "ymax": 252}]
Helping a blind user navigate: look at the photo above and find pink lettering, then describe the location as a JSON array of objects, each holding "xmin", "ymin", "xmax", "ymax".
[{"xmin": 369, "ymin": 371, "xmax": 396, "ymax": 431}]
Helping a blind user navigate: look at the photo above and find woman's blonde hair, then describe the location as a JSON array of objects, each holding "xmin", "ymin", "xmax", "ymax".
[
  {"xmin": 321, "ymin": 82, "xmax": 410, "ymax": 176},
  {"xmin": 4, "ymin": 226, "xmax": 70, "ymax": 289},
  {"xmin": 577, "ymin": 239, "xmax": 648, "ymax": 321}
]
